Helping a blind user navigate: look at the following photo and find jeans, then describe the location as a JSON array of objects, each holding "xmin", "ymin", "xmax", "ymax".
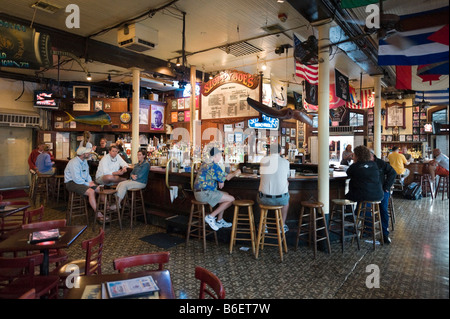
[{"xmin": 379, "ymin": 191, "xmax": 390, "ymax": 237}]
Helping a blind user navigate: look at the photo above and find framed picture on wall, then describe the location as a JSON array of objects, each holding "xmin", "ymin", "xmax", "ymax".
[
  {"xmin": 151, "ymin": 105, "xmax": 165, "ymax": 130},
  {"xmin": 73, "ymin": 86, "xmax": 90, "ymax": 111},
  {"xmin": 406, "ymin": 135, "xmax": 413, "ymax": 142},
  {"xmin": 399, "ymin": 135, "xmax": 405, "ymax": 142},
  {"xmin": 94, "ymin": 100, "xmax": 103, "ymax": 111}
]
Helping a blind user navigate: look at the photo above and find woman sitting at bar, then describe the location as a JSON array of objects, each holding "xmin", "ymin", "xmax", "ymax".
[
  {"xmin": 35, "ymin": 145, "xmax": 56, "ymax": 175},
  {"xmin": 193, "ymin": 147, "xmax": 241, "ymax": 231},
  {"xmin": 115, "ymin": 149, "xmax": 150, "ymax": 208}
]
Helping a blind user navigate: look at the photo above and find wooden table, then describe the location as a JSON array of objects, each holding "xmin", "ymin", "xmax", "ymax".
[
  {"xmin": 65, "ymin": 270, "xmax": 176, "ymax": 299},
  {"xmin": 0, "ymin": 225, "xmax": 87, "ymax": 276},
  {"xmin": 0, "ymin": 202, "xmax": 30, "ymax": 218}
]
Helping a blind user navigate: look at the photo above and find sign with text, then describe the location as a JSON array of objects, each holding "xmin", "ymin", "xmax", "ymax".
[{"xmin": 248, "ymin": 114, "xmax": 279, "ymax": 130}]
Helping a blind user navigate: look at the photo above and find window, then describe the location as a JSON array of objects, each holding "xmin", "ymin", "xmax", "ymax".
[
  {"xmin": 432, "ymin": 108, "xmax": 448, "ymax": 124},
  {"xmin": 349, "ymin": 112, "xmax": 364, "ymax": 126}
]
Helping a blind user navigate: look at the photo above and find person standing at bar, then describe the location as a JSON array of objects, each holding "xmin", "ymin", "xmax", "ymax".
[
  {"xmin": 193, "ymin": 147, "xmax": 241, "ymax": 231},
  {"xmin": 64, "ymin": 145, "xmax": 100, "ymax": 217},
  {"xmin": 115, "ymin": 149, "xmax": 150, "ymax": 208},
  {"xmin": 257, "ymin": 143, "xmax": 290, "ymax": 233},
  {"xmin": 340, "ymin": 144, "xmax": 353, "ymax": 166},
  {"xmin": 96, "ymin": 138, "xmax": 109, "ymax": 156},
  {"xmin": 370, "ymin": 149, "xmax": 396, "ymax": 244}
]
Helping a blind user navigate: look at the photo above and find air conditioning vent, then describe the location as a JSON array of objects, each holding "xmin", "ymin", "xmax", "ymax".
[
  {"xmin": 30, "ymin": 1, "xmax": 62, "ymax": 14},
  {"xmin": 117, "ymin": 23, "xmax": 158, "ymax": 52},
  {"xmin": 219, "ymin": 42, "xmax": 263, "ymax": 57},
  {"xmin": 0, "ymin": 113, "xmax": 40, "ymax": 127}
]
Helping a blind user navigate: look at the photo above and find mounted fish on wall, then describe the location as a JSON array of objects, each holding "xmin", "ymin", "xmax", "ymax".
[{"xmin": 64, "ymin": 111, "xmax": 112, "ymax": 129}]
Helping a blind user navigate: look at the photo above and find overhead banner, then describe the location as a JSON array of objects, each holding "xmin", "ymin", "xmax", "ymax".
[{"xmin": 335, "ymin": 69, "xmax": 349, "ymax": 101}]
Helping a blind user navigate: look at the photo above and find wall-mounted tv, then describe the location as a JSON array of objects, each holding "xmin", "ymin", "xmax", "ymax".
[{"xmin": 34, "ymin": 90, "xmax": 58, "ymax": 109}]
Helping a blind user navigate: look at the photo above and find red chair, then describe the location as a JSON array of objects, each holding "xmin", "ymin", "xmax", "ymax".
[
  {"xmin": 0, "ymin": 201, "xmax": 29, "ymax": 238},
  {"xmin": 24, "ymin": 205, "xmax": 44, "ymax": 224},
  {"xmin": 0, "ymin": 254, "xmax": 59, "ymax": 299},
  {"xmin": 21, "ymin": 219, "xmax": 69, "ymax": 269},
  {"xmin": 113, "ymin": 252, "xmax": 170, "ymax": 273},
  {"xmin": 19, "ymin": 289, "xmax": 36, "ymax": 299},
  {"xmin": 195, "ymin": 266, "xmax": 225, "ymax": 299}
]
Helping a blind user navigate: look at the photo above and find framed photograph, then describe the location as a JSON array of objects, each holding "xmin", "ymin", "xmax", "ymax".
[
  {"xmin": 94, "ymin": 100, "xmax": 103, "ymax": 111},
  {"xmin": 381, "ymin": 135, "xmax": 386, "ymax": 142},
  {"xmin": 385, "ymin": 102, "xmax": 406, "ymax": 129},
  {"xmin": 235, "ymin": 132, "xmax": 243, "ymax": 143},
  {"xmin": 291, "ymin": 128, "xmax": 296, "ymax": 137},
  {"xmin": 399, "ymin": 135, "xmax": 405, "ymax": 142},
  {"xmin": 73, "ymin": 86, "xmax": 90, "ymax": 111},
  {"xmin": 420, "ymin": 135, "xmax": 427, "ymax": 142},
  {"xmin": 105, "ymin": 102, "xmax": 111, "ymax": 110},
  {"xmin": 286, "ymin": 128, "xmax": 290, "ymax": 135},
  {"xmin": 413, "ymin": 135, "xmax": 419, "ymax": 141},
  {"xmin": 151, "ymin": 105, "xmax": 165, "ymax": 130},
  {"xmin": 406, "ymin": 135, "xmax": 413, "ymax": 142},
  {"xmin": 139, "ymin": 107, "xmax": 148, "ymax": 125},
  {"xmin": 235, "ymin": 121, "xmax": 245, "ymax": 129},
  {"xmin": 386, "ymin": 135, "xmax": 392, "ymax": 142},
  {"xmin": 281, "ymin": 128, "xmax": 286, "ymax": 135},
  {"xmin": 224, "ymin": 124, "xmax": 233, "ymax": 132}
]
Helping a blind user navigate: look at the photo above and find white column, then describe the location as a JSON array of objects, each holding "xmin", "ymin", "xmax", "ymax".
[
  {"xmin": 131, "ymin": 67, "xmax": 142, "ymax": 163},
  {"xmin": 314, "ymin": 19, "xmax": 332, "ymax": 214},
  {"xmin": 373, "ymin": 75, "xmax": 382, "ymax": 157}
]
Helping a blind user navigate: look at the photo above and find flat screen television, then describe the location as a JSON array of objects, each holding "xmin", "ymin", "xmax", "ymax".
[{"xmin": 34, "ymin": 90, "xmax": 58, "ymax": 109}]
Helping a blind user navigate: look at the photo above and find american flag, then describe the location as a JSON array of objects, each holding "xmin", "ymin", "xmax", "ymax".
[{"xmin": 294, "ymin": 33, "xmax": 319, "ymax": 85}]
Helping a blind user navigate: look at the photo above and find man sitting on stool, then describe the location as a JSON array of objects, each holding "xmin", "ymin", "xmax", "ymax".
[
  {"xmin": 388, "ymin": 146, "xmax": 411, "ymax": 183},
  {"xmin": 95, "ymin": 144, "xmax": 129, "ymax": 186},
  {"xmin": 429, "ymin": 148, "xmax": 449, "ymax": 190}
]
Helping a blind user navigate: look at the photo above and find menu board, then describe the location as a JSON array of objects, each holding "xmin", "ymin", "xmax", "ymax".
[{"xmin": 201, "ymin": 83, "xmax": 259, "ymax": 120}]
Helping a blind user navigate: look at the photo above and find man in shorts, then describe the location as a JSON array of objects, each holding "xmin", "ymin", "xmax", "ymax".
[
  {"xmin": 95, "ymin": 144, "xmax": 129, "ymax": 186},
  {"xmin": 64, "ymin": 145, "xmax": 100, "ymax": 217},
  {"xmin": 193, "ymin": 147, "xmax": 241, "ymax": 231},
  {"xmin": 257, "ymin": 144, "xmax": 290, "ymax": 233},
  {"xmin": 429, "ymin": 148, "xmax": 449, "ymax": 189}
]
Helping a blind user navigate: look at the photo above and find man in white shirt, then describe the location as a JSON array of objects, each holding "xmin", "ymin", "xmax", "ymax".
[
  {"xmin": 257, "ymin": 144, "xmax": 290, "ymax": 233},
  {"xmin": 429, "ymin": 148, "xmax": 449, "ymax": 187},
  {"xmin": 95, "ymin": 144, "xmax": 129, "ymax": 185}
]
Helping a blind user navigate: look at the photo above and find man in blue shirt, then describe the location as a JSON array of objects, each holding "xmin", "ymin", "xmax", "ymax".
[
  {"xmin": 64, "ymin": 145, "xmax": 99, "ymax": 216},
  {"xmin": 116, "ymin": 150, "xmax": 150, "ymax": 207},
  {"xmin": 193, "ymin": 147, "xmax": 241, "ymax": 231}
]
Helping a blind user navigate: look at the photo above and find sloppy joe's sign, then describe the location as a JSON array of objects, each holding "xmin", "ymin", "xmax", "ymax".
[{"xmin": 201, "ymin": 70, "xmax": 259, "ymax": 96}]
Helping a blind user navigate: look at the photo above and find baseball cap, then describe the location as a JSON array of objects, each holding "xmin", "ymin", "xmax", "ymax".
[
  {"xmin": 209, "ymin": 147, "xmax": 223, "ymax": 157},
  {"xmin": 77, "ymin": 146, "xmax": 92, "ymax": 156}
]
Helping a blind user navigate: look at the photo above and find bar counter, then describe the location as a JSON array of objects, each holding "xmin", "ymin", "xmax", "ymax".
[{"xmin": 146, "ymin": 166, "xmax": 349, "ymax": 221}]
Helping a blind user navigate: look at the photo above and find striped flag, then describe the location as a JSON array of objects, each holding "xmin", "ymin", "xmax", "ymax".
[
  {"xmin": 346, "ymin": 87, "xmax": 374, "ymax": 109},
  {"xmin": 415, "ymin": 89, "xmax": 449, "ymax": 105},
  {"xmin": 294, "ymin": 33, "xmax": 318, "ymax": 84}
]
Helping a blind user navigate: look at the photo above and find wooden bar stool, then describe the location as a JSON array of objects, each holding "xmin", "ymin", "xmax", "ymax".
[
  {"xmin": 67, "ymin": 192, "xmax": 89, "ymax": 226},
  {"xmin": 355, "ymin": 201, "xmax": 384, "ymax": 250},
  {"xmin": 97, "ymin": 188, "xmax": 122, "ymax": 231},
  {"xmin": 414, "ymin": 173, "xmax": 434, "ymax": 198},
  {"xmin": 328, "ymin": 199, "xmax": 360, "ymax": 252},
  {"xmin": 33, "ymin": 174, "xmax": 54, "ymax": 205},
  {"xmin": 229, "ymin": 200, "xmax": 256, "ymax": 254},
  {"xmin": 392, "ymin": 174, "xmax": 405, "ymax": 192},
  {"xmin": 28, "ymin": 169, "xmax": 37, "ymax": 201},
  {"xmin": 53, "ymin": 175, "xmax": 66, "ymax": 203},
  {"xmin": 388, "ymin": 187, "xmax": 396, "ymax": 231},
  {"xmin": 121, "ymin": 188, "xmax": 147, "ymax": 229},
  {"xmin": 436, "ymin": 175, "xmax": 449, "ymax": 200},
  {"xmin": 255, "ymin": 205, "xmax": 287, "ymax": 262},
  {"xmin": 186, "ymin": 199, "xmax": 218, "ymax": 253},
  {"xmin": 295, "ymin": 201, "xmax": 331, "ymax": 258}
]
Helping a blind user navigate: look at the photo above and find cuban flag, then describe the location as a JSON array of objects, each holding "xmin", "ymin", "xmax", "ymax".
[
  {"xmin": 415, "ymin": 89, "xmax": 449, "ymax": 105},
  {"xmin": 378, "ymin": 8, "xmax": 449, "ymax": 66}
]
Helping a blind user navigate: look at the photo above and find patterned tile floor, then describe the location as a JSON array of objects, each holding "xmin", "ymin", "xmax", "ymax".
[{"xmin": 26, "ymin": 193, "xmax": 450, "ymax": 299}]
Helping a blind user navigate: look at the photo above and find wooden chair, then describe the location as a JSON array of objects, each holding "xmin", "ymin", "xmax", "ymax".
[
  {"xmin": 195, "ymin": 266, "xmax": 225, "ymax": 299},
  {"xmin": 24, "ymin": 205, "xmax": 44, "ymax": 224},
  {"xmin": 19, "ymin": 288, "xmax": 36, "ymax": 299},
  {"xmin": 0, "ymin": 201, "xmax": 29, "ymax": 238},
  {"xmin": 0, "ymin": 254, "xmax": 59, "ymax": 299},
  {"xmin": 113, "ymin": 252, "xmax": 170, "ymax": 273},
  {"xmin": 21, "ymin": 219, "xmax": 69, "ymax": 269},
  {"xmin": 56, "ymin": 228, "xmax": 105, "ymax": 280}
]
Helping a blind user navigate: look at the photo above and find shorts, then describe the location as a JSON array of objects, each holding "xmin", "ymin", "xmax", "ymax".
[
  {"xmin": 436, "ymin": 165, "xmax": 449, "ymax": 176},
  {"xmin": 256, "ymin": 192, "xmax": 290, "ymax": 206},
  {"xmin": 65, "ymin": 181, "xmax": 90, "ymax": 196},
  {"xmin": 194, "ymin": 190, "xmax": 225, "ymax": 208}
]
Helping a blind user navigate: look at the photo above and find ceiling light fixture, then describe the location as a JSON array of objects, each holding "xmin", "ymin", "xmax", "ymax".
[
  {"xmin": 86, "ymin": 73, "xmax": 92, "ymax": 81},
  {"xmin": 176, "ymin": 58, "xmax": 181, "ymax": 67},
  {"xmin": 262, "ymin": 63, "xmax": 267, "ymax": 71}
]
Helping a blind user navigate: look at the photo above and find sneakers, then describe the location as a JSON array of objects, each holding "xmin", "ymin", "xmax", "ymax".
[
  {"xmin": 205, "ymin": 214, "xmax": 219, "ymax": 231},
  {"xmin": 283, "ymin": 224, "xmax": 289, "ymax": 233},
  {"xmin": 216, "ymin": 218, "xmax": 232, "ymax": 228}
]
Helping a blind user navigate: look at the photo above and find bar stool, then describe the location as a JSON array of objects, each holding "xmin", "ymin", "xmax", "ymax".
[
  {"xmin": 229, "ymin": 200, "xmax": 256, "ymax": 254},
  {"xmin": 388, "ymin": 187, "xmax": 396, "ymax": 231},
  {"xmin": 436, "ymin": 175, "xmax": 449, "ymax": 200},
  {"xmin": 413, "ymin": 173, "xmax": 434, "ymax": 198},
  {"xmin": 67, "ymin": 192, "xmax": 89, "ymax": 226},
  {"xmin": 392, "ymin": 174, "xmax": 405, "ymax": 192},
  {"xmin": 186, "ymin": 199, "xmax": 218, "ymax": 253},
  {"xmin": 29, "ymin": 169, "xmax": 37, "ymax": 201},
  {"xmin": 255, "ymin": 205, "xmax": 287, "ymax": 262},
  {"xmin": 121, "ymin": 188, "xmax": 147, "ymax": 229},
  {"xmin": 53, "ymin": 175, "xmax": 66, "ymax": 203},
  {"xmin": 33, "ymin": 174, "xmax": 54, "ymax": 205},
  {"xmin": 97, "ymin": 188, "xmax": 122, "ymax": 231},
  {"xmin": 295, "ymin": 201, "xmax": 331, "ymax": 258},
  {"xmin": 328, "ymin": 199, "xmax": 360, "ymax": 252},
  {"xmin": 355, "ymin": 201, "xmax": 384, "ymax": 250}
]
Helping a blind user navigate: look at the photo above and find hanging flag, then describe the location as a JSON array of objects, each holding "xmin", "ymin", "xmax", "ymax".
[
  {"xmin": 335, "ymin": 69, "xmax": 349, "ymax": 101},
  {"xmin": 271, "ymin": 77, "xmax": 287, "ymax": 107},
  {"xmin": 347, "ymin": 85, "xmax": 358, "ymax": 108},
  {"xmin": 340, "ymin": 0, "xmax": 383, "ymax": 8},
  {"xmin": 303, "ymin": 84, "xmax": 347, "ymax": 111},
  {"xmin": 415, "ymin": 89, "xmax": 449, "ymax": 105},
  {"xmin": 294, "ymin": 34, "xmax": 319, "ymax": 84},
  {"xmin": 378, "ymin": 22, "xmax": 449, "ymax": 66},
  {"xmin": 262, "ymin": 82, "xmax": 272, "ymax": 106},
  {"xmin": 346, "ymin": 87, "xmax": 374, "ymax": 109},
  {"xmin": 396, "ymin": 65, "xmax": 449, "ymax": 90},
  {"xmin": 304, "ymin": 81, "xmax": 318, "ymax": 106}
]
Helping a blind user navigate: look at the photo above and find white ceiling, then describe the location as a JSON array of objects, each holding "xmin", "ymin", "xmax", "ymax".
[{"xmin": 0, "ymin": 0, "xmax": 448, "ymax": 95}]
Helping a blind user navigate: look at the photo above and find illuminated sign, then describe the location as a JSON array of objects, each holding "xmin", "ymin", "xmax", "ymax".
[
  {"xmin": 201, "ymin": 70, "xmax": 259, "ymax": 96},
  {"xmin": 248, "ymin": 114, "xmax": 279, "ymax": 130}
]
